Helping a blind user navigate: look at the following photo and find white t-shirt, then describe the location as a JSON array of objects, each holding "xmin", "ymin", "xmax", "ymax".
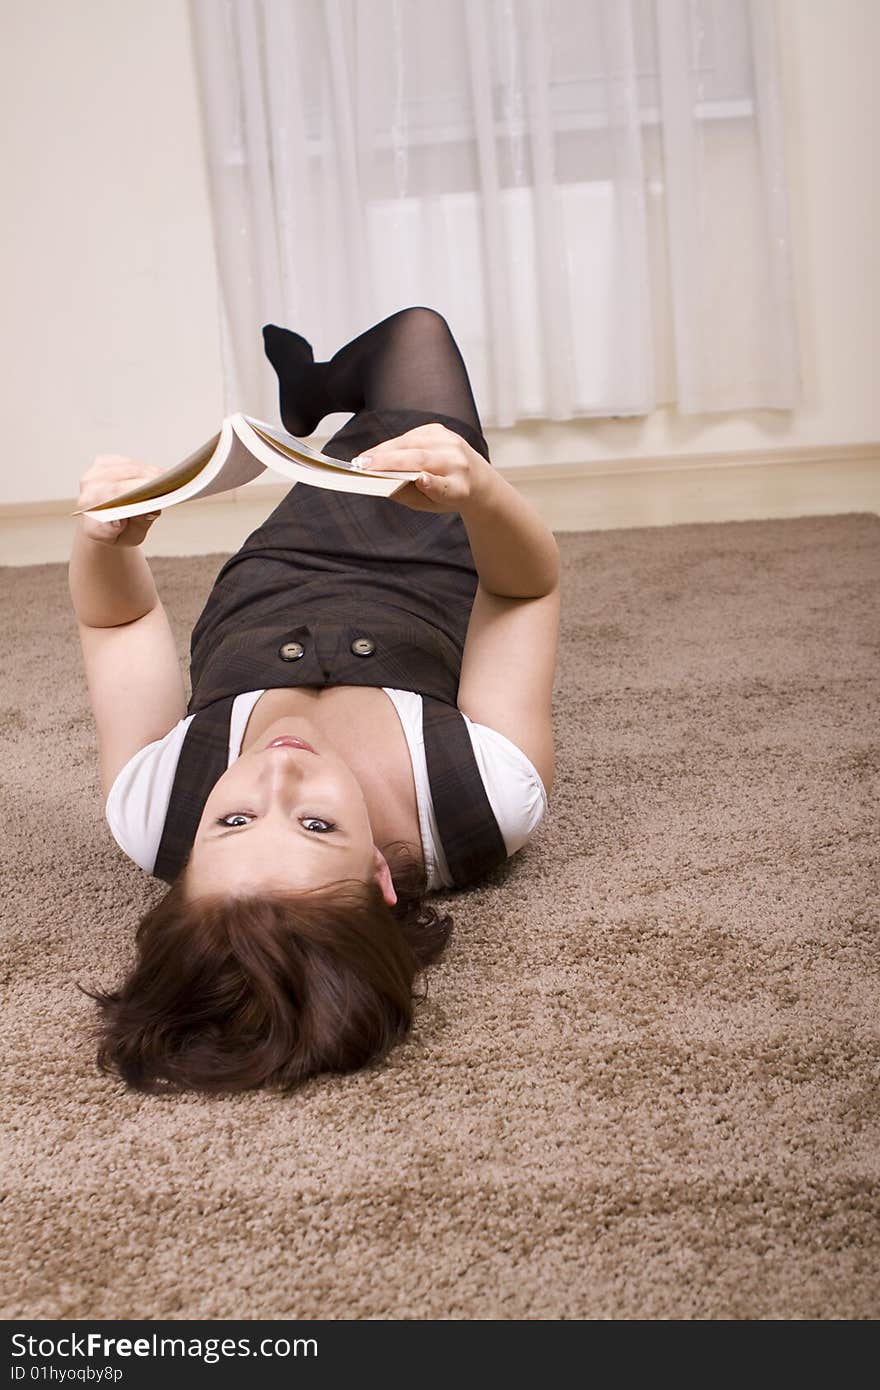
[{"xmin": 105, "ymin": 687, "xmax": 548, "ymax": 890}]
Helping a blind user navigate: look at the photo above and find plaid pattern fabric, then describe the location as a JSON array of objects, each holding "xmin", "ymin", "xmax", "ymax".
[{"xmin": 153, "ymin": 408, "xmax": 508, "ymax": 889}]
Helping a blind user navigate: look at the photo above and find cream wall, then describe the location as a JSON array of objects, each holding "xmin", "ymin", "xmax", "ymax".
[
  {"xmin": 1, "ymin": 0, "xmax": 877, "ymax": 512},
  {"xmin": 3, "ymin": 0, "xmax": 223, "ymax": 510}
]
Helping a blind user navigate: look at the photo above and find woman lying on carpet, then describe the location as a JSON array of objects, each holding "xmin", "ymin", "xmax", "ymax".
[{"xmin": 69, "ymin": 307, "xmax": 560, "ymax": 1095}]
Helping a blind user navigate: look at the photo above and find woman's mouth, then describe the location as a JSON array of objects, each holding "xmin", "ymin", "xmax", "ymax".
[{"xmin": 265, "ymin": 736, "xmax": 317, "ymax": 755}]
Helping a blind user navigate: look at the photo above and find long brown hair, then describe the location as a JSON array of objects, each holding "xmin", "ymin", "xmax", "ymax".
[{"xmin": 78, "ymin": 842, "xmax": 452, "ymax": 1095}]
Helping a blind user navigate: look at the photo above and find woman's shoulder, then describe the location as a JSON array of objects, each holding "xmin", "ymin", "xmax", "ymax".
[
  {"xmin": 384, "ymin": 686, "xmax": 546, "ymax": 792},
  {"xmin": 103, "ymin": 713, "xmax": 195, "ymax": 872},
  {"xmin": 384, "ymin": 687, "xmax": 548, "ymax": 857},
  {"xmin": 104, "ymin": 691, "xmax": 264, "ymax": 871},
  {"xmin": 458, "ymin": 711, "xmax": 549, "ymax": 848}
]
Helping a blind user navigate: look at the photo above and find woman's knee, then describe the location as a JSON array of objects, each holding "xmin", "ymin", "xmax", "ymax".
[{"xmin": 393, "ymin": 305, "xmax": 453, "ymax": 344}]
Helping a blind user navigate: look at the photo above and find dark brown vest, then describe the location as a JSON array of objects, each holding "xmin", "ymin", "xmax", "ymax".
[{"xmin": 153, "ymin": 407, "xmax": 509, "ymax": 890}]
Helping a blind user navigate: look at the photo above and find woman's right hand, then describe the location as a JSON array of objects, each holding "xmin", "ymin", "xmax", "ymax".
[
  {"xmin": 353, "ymin": 422, "xmax": 493, "ymax": 514},
  {"xmin": 76, "ymin": 454, "xmax": 165, "ymax": 547}
]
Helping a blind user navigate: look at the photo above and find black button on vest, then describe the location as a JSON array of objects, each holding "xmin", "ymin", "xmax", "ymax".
[{"xmin": 279, "ymin": 641, "xmax": 305, "ymax": 661}]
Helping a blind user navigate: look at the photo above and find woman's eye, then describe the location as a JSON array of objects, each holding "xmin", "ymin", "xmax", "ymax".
[
  {"xmin": 215, "ymin": 813, "xmax": 336, "ymax": 833},
  {"xmin": 301, "ymin": 817, "xmax": 336, "ymax": 834}
]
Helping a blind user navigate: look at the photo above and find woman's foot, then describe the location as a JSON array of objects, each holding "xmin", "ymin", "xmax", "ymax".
[{"xmin": 262, "ymin": 324, "xmax": 331, "ymax": 437}]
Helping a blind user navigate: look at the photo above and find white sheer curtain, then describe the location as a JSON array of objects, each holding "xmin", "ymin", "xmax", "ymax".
[{"xmin": 187, "ymin": 0, "xmax": 802, "ymax": 433}]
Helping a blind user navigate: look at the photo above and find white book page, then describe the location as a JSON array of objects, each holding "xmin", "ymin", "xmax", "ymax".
[
  {"xmin": 75, "ymin": 412, "xmax": 422, "ymax": 520},
  {"xmin": 74, "ymin": 422, "xmax": 266, "ymax": 519},
  {"xmin": 191, "ymin": 430, "xmax": 267, "ymax": 496},
  {"xmin": 243, "ymin": 415, "xmax": 420, "ymax": 480}
]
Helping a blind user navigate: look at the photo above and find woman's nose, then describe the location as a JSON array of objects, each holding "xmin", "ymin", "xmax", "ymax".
[{"xmin": 258, "ymin": 750, "xmax": 311, "ymax": 785}]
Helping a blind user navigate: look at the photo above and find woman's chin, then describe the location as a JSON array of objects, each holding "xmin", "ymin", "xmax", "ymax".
[{"xmin": 264, "ymin": 713, "xmax": 318, "ymax": 734}]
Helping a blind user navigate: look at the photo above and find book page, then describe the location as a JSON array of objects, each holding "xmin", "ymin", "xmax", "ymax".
[
  {"xmin": 74, "ymin": 428, "xmax": 265, "ymax": 514},
  {"xmin": 75, "ymin": 413, "xmax": 420, "ymax": 518},
  {"xmin": 245, "ymin": 416, "xmax": 419, "ymax": 480},
  {"xmin": 244, "ymin": 418, "xmax": 358, "ymax": 469},
  {"xmin": 192, "ymin": 432, "xmax": 266, "ymax": 496},
  {"xmin": 78, "ymin": 433, "xmax": 224, "ymax": 510}
]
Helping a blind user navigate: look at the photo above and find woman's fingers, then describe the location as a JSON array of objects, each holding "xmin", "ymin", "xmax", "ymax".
[
  {"xmin": 349, "ymin": 423, "xmax": 483, "ymax": 515},
  {"xmin": 354, "ymin": 445, "xmax": 424, "ymax": 469},
  {"xmin": 78, "ymin": 509, "xmax": 162, "ymax": 547},
  {"xmin": 385, "ymin": 477, "xmax": 446, "ymax": 514},
  {"xmin": 352, "ymin": 422, "xmax": 459, "ymax": 469},
  {"xmin": 356, "ymin": 445, "xmax": 459, "ymax": 472},
  {"xmin": 113, "ymin": 512, "xmax": 161, "ymax": 546},
  {"xmin": 416, "ymin": 471, "xmax": 447, "ymax": 497},
  {"xmin": 81, "ymin": 456, "xmax": 162, "ymax": 482},
  {"xmin": 77, "ymin": 457, "xmax": 166, "ymax": 515}
]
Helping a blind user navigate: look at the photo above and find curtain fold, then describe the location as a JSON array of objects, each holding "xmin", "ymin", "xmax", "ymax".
[{"xmin": 187, "ymin": 0, "xmax": 802, "ymax": 432}]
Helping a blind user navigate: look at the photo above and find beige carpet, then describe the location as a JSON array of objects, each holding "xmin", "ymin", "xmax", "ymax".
[{"xmin": 1, "ymin": 510, "xmax": 877, "ymax": 1321}]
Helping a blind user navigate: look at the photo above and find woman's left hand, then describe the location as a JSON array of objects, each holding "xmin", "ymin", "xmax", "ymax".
[
  {"xmin": 76, "ymin": 455, "xmax": 166, "ymax": 547},
  {"xmin": 353, "ymin": 422, "xmax": 491, "ymax": 513}
]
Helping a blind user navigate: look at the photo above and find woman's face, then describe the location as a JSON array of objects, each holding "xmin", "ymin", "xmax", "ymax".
[{"xmin": 185, "ymin": 717, "xmax": 397, "ymax": 903}]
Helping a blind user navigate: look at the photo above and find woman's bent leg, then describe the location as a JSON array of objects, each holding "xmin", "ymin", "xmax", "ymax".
[
  {"xmin": 188, "ymin": 310, "xmax": 490, "ymax": 670},
  {"xmin": 263, "ymin": 306, "xmax": 486, "ymax": 448}
]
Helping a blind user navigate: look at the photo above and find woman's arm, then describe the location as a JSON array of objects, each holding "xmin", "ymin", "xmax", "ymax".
[
  {"xmin": 355, "ymin": 423, "xmax": 561, "ymax": 791},
  {"xmin": 68, "ymin": 455, "xmax": 165, "ymax": 626},
  {"xmin": 357, "ymin": 423, "xmax": 560, "ymax": 599},
  {"xmin": 69, "ymin": 518, "xmax": 159, "ymax": 626},
  {"xmin": 70, "ymin": 522, "xmax": 187, "ymax": 801},
  {"xmin": 459, "ymin": 466, "xmax": 559, "ymax": 599},
  {"xmin": 69, "ymin": 458, "xmax": 186, "ymax": 799}
]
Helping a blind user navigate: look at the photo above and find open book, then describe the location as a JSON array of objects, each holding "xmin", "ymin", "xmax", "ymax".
[{"xmin": 72, "ymin": 414, "xmax": 421, "ymax": 521}]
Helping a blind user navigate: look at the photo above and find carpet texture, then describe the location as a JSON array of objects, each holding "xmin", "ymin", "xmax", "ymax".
[{"xmin": 1, "ymin": 511, "xmax": 877, "ymax": 1321}]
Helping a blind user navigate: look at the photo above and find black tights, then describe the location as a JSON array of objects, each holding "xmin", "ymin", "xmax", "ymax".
[{"xmin": 262, "ymin": 306, "xmax": 484, "ymax": 444}]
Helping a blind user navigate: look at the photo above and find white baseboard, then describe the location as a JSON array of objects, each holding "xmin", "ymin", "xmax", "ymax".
[
  {"xmin": 2, "ymin": 443, "xmax": 877, "ymax": 566},
  {"xmin": 510, "ymin": 442, "xmax": 880, "ymax": 533}
]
